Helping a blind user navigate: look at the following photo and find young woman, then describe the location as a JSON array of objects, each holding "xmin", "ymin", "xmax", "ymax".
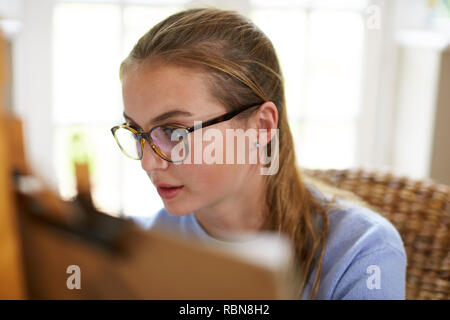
[{"xmin": 112, "ymin": 7, "xmax": 406, "ymax": 299}]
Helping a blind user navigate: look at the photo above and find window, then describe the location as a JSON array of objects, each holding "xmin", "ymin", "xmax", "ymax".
[
  {"xmin": 52, "ymin": 0, "xmax": 368, "ymax": 217},
  {"xmin": 251, "ymin": 0, "xmax": 366, "ymax": 169}
]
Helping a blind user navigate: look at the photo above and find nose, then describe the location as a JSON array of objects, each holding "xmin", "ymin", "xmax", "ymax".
[{"xmin": 140, "ymin": 137, "xmax": 169, "ymax": 172}]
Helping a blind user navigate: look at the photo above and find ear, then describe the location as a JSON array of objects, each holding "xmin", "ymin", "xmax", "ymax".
[{"xmin": 251, "ymin": 101, "xmax": 278, "ymax": 146}]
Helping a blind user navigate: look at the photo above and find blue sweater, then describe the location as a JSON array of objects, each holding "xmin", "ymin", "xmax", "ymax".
[{"xmin": 131, "ymin": 184, "xmax": 407, "ymax": 300}]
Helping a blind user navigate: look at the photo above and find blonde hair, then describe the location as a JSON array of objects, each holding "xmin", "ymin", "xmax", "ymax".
[{"xmin": 120, "ymin": 7, "xmax": 344, "ymax": 299}]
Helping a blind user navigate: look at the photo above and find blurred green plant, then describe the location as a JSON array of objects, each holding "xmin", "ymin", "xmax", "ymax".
[{"xmin": 65, "ymin": 125, "xmax": 97, "ymax": 189}]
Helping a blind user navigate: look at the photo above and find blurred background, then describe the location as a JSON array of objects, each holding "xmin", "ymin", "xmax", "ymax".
[{"xmin": 0, "ymin": 0, "xmax": 449, "ymax": 218}]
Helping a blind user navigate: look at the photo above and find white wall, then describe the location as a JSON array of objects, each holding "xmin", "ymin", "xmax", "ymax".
[
  {"xmin": 390, "ymin": 0, "xmax": 450, "ymax": 183},
  {"xmin": 11, "ymin": 0, "xmax": 56, "ymax": 187},
  {"xmin": 393, "ymin": 46, "xmax": 441, "ymax": 179},
  {"xmin": 358, "ymin": 0, "xmax": 450, "ymax": 183},
  {"xmin": 356, "ymin": 0, "xmax": 398, "ymax": 171}
]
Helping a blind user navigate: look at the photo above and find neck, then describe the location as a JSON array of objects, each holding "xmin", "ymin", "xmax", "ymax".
[{"xmin": 194, "ymin": 170, "xmax": 267, "ymax": 241}]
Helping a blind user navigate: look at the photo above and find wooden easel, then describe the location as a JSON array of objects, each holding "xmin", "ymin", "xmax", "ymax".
[
  {"xmin": 0, "ymin": 29, "xmax": 26, "ymax": 299},
  {"xmin": 13, "ymin": 168, "xmax": 295, "ymax": 299}
]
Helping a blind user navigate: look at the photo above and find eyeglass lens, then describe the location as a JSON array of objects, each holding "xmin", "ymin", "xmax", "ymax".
[{"xmin": 114, "ymin": 126, "xmax": 187, "ymax": 162}]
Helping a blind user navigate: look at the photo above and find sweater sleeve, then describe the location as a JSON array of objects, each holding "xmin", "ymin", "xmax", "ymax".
[{"xmin": 331, "ymin": 244, "xmax": 407, "ymax": 300}]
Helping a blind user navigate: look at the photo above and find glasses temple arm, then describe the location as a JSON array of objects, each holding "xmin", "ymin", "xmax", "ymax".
[{"xmin": 186, "ymin": 103, "xmax": 263, "ymax": 133}]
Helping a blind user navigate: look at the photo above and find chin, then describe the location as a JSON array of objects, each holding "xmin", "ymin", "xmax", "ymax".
[{"xmin": 162, "ymin": 201, "xmax": 195, "ymax": 216}]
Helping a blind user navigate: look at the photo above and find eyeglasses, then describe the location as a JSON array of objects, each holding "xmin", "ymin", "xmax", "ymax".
[{"xmin": 111, "ymin": 102, "xmax": 263, "ymax": 163}]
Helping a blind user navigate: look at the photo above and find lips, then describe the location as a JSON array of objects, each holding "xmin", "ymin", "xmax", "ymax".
[
  {"xmin": 156, "ymin": 183, "xmax": 184, "ymax": 200},
  {"xmin": 156, "ymin": 183, "xmax": 183, "ymax": 189}
]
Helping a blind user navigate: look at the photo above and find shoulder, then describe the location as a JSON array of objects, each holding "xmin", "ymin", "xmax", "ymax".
[
  {"xmin": 327, "ymin": 200, "xmax": 406, "ymax": 258},
  {"xmin": 307, "ymin": 183, "xmax": 405, "ymax": 256},
  {"xmin": 306, "ymin": 185, "xmax": 407, "ymax": 299}
]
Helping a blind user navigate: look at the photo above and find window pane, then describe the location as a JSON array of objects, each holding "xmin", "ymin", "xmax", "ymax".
[
  {"xmin": 291, "ymin": 119, "xmax": 356, "ymax": 169},
  {"xmin": 305, "ymin": 10, "xmax": 364, "ymax": 119},
  {"xmin": 54, "ymin": 124, "xmax": 122, "ymax": 215},
  {"xmin": 52, "ymin": 3, "xmax": 123, "ymax": 125},
  {"xmin": 123, "ymin": 5, "xmax": 183, "ymax": 56},
  {"xmin": 252, "ymin": 7, "xmax": 363, "ymax": 169},
  {"xmin": 251, "ymin": 8, "xmax": 306, "ymax": 120}
]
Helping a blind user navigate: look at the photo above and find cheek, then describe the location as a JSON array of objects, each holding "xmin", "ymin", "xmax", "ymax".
[
  {"xmin": 174, "ymin": 125, "xmax": 251, "ymax": 197},
  {"xmin": 165, "ymin": 163, "xmax": 244, "ymax": 216},
  {"xmin": 178, "ymin": 163, "xmax": 236, "ymax": 195}
]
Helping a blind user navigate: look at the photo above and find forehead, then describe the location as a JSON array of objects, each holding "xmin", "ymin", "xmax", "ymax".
[{"xmin": 121, "ymin": 62, "xmax": 220, "ymax": 123}]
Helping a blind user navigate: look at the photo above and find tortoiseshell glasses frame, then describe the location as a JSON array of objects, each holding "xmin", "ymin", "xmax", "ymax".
[{"xmin": 111, "ymin": 102, "xmax": 264, "ymax": 163}]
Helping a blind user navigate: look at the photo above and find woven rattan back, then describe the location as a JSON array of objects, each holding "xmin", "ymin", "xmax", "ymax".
[{"xmin": 302, "ymin": 168, "xmax": 450, "ymax": 300}]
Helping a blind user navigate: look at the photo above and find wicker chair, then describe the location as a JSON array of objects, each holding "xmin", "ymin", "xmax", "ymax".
[{"xmin": 302, "ymin": 168, "xmax": 450, "ymax": 300}]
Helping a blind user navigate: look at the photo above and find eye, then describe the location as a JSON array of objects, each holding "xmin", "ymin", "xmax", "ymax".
[
  {"xmin": 160, "ymin": 126, "xmax": 187, "ymax": 141},
  {"xmin": 162, "ymin": 127, "xmax": 176, "ymax": 135}
]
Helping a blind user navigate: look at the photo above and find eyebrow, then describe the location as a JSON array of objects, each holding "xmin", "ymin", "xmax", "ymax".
[{"xmin": 123, "ymin": 109, "xmax": 193, "ymax": 128}]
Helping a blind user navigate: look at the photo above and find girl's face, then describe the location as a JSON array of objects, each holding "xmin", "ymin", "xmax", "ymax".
[{"xmin": 121, "ymin": 62, "xmax": 260, "ymax": 215}]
